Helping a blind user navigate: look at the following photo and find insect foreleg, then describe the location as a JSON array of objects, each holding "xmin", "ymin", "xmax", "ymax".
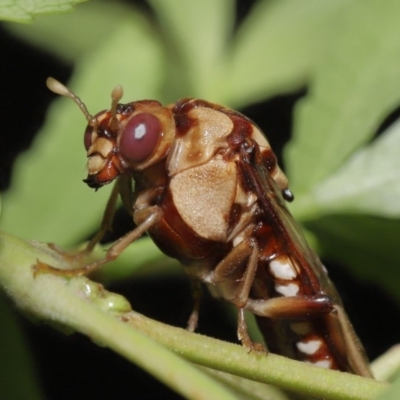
[
  {"xmin": 118, "ymin": 174, "xmax": 135, "ymax": 216},
  {"xmin": 85, "ymin": 178, "xmax": 122, "ymax": 253},
  {"xmin": 35, "ymin": 206, "xmax": 162, "ymax": 277},
  {"xmin": 77, "ymin": 205, "xmax": 163, "ymax": 275},
  {"xmin": 37, "ymin": 178, "xmax": 122, "ymax": 269}
]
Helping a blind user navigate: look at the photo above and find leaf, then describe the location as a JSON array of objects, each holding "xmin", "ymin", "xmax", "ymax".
[
  {"xmin": 3, "ymin": 2, "xmax": 135, "ymax": 62},
  {"xmin": 307, "ymin": 215, "xmax": 400, "ymax": 305},
  {"xmin": 226, "ymin": 0, "xmax": 350, "ymax": 107},
  {"xmin": 285, "ymin": 0, "xmax": 400, "ymax": 195},
  {"xmin": 96, "ymin": 237, "xmax": 180, "ymax": 284},
  {"xmin": 1, "ymin": 10, "xmax": 164, "ymax": 246},
  {"xmin": 371, "ymin": 345, "xmax": 400, "ymax": 381},
  {"xmin": 374, "ymin": 372, "xmax": 400, "ymax": 399},
  {"xmin": 310, "ymin": 119, "xmax": 400, "ymax": 218},
  {"xmin": 148, "ymin": 0, "xmax": 235, "ymax": 102},
  {"xmin": 0, "ymin": 0, "xmax": 88, "ymax": 22}
]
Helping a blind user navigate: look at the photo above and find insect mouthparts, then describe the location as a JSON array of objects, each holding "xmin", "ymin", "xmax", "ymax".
[{"xmin": 83, "ymin": 176, "xmax": 104, "ymax": 190}]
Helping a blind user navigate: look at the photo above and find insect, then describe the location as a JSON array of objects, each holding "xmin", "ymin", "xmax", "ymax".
[{"xmin": 45, "ymin": 77, "xmax": 372, "ymax": 377}]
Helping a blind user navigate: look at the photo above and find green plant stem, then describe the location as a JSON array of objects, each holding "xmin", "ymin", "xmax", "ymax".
[
  {"xmin": 0, "ymin": 231, "xmax": 388, "ymax": 400},
  {"xmin": 0, "ymin": 231, "xmax": 237, "ymax": 400},
  {"xmin": 125, "ymin": 313, "xmax": 386, "ymax": 400}
]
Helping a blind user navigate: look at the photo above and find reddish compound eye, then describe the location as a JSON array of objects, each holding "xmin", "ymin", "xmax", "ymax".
[
  {"xmin": 83, "ymin": 110, "xmax": 105, "ymax": 151},
  {"xmin": 84, "ymin": 125, "xmax": 93, "ymax": 150},
  {"xmin": 119, "ymin": 113, "xmax": 162, "ymax": 163}
]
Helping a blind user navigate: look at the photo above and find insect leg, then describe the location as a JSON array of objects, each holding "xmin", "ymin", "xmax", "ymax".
[
  {"xmin": 85, "ymin": 173, "xmax": 135, "ymax": 253},
  {"xmin": 45, "ymin": 178, "xmax": 121, "ymax": 262},
  {"xmin": 85, "ymin": 177, "xmax": 122, "ymax": 253},
  {"xmin": 209, "ymin": 238, "xmax": 261, "ymax": 309},
  {"xmin": 186, "ymin": 279, "xmax": 203, "ymax": 332},
  {"xmin": 245, "ymin": 295, "xmax": 335, "ymax": 319},
  {"xmin": 241, "ymin": 295, "xmax": 335, "ymax": 355},
  {"xmin": 208, "ymin": 239, "xmax": 265, "ymax": 352},
  {"xmin": 237, "ymin": 308, "xmax": 266, "ymax": 353},
  {"xmin": 35, "ymin": 206, "xmax": 162, "ymax": 277},
  {"xmin": 235, "ymin": 242, "xmax": 266, "ymax": 352},
  {"xmin": 234, "ymin": 239, "xmax": 259, "ymax": 308},
  {"xmin": 208, "ymin": 238, "xmax": 253, "ymax": 284}
]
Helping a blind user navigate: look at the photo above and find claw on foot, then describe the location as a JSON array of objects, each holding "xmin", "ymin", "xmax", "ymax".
[
  {"xmin": 237, "ymin": 308, "xmax": 267, "ymax": 355},
  {"xmin": 246, "ymin": 341, "xmax": 268, "ymax": 355},
  {"xmin": 47, "ymin": 243, "xmax": 91, "ymax": 263},
  {"xmin": 33, "ymin": 242, "xmax": 104, "ymax": 278},
  {"xmin": 33, "ymin": 259, "xmax": 87, "ymax": 278},
  {"xmin": 187, "ymin": 310, "xmax": 199, "ymax": 332}
]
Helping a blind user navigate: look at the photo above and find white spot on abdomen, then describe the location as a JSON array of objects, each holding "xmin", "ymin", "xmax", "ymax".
[
  {"xmin": 275, "ymin": 283, "xmax": 299, "ymax": 297},
  {"xmin": 297, "ymin": 340, "xmax": 321, "ymax": 355},
  {"xmin": 310, "ymin": 360, "xmax": 332, "ymax": 369},
  {"xmin": 269, "ymin": 258, "xmax": 297, "ymax": 280}
]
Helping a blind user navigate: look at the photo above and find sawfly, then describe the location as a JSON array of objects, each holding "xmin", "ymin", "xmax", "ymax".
[{"xmin": 44, "ymin": 77, "xmax": 372, "ymax": 377}]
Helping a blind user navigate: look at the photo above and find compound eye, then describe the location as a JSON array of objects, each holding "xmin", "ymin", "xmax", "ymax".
[
  {"xmin": 84, "ymin": 125, "xmax": 93, "ymax": 150},
  {"xmin": 119, "ymin": 113, "xmax": 162, "ymax": 163},
  {"xmin": 83, "ymin": 110, "xmax": 105, "ymax": 151}
]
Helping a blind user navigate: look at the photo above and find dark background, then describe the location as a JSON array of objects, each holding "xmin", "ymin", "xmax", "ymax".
[{"xmin": 1, "ymin": 1, "xmax": 399, "ymax": 399}]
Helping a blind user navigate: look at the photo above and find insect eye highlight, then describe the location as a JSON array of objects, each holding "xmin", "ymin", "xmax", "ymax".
[{"xmin": 119, "ymin": 112, "xmax": 162, "ymax": 163}]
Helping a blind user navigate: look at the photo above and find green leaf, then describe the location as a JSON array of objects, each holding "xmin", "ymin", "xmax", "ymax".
[
  {"xmin": 371, "ymin": 345, "xmax": 400, "ymax": 382},
  {"xmin": 226, "ymin": 0, "xmax": 350, "ymax": 107},
  {"xmin": 148, "ymin": 0, "xmax": 235, "ymax": 102},
  {"xmin": 1, "ymin": 11, "xmax": 164, "ymax": 246},
  {"xmin": 310, "ymin": 119, "xmax": 400, "ymax": 218},
  {"xmin": 95, "ymin": 237, "xmax": 180, "ymax": 284},
  {"xmin": 374, "ymin": 372, "xmax": 400, "ymax": 399},
  {"xmin": 285, "ymin": 0, "xmax": 400, "ymax": 195},
  {"xmin": 4, "ymin": 2, "xmax": 135, "ymax": 62},
  {"xmin": 0, "ymin": 0, "xmax": 88, "ymax": 22},
  {"xmin": 306, "ymin": 215, "xmax": 400, "ymax": 305}
]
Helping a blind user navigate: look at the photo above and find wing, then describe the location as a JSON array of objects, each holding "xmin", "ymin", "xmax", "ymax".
[
  {"xmin": 236, "ymin": 139, "xmax": 340, "ymax": 300},
  {"xmin": 236, "ymin": 139, "xmax": 372, "ymax": 376}
]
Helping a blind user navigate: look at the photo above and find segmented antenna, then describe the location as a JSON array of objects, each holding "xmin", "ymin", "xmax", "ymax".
[
  {"xmin": 46, "ymin": 77, "xmax": 124, "ymax": 132},
  {"xmin": 110, "ymin": 85, "xmax": 123, "ymax": 131},
  {"xmin": 46, "ymin": 77, "xmax": 98, "ymax": 127}
]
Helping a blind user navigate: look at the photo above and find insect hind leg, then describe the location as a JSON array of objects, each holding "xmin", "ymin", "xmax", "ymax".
[{"xmin": 238, "ymin": 308, "xmax": 267, "ymax": 354}]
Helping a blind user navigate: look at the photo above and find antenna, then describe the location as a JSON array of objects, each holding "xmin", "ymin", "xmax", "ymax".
[
  {"xmin": 46, "ymin": 77, "xmax": 98, "ymax": 127},
  {"xmin": 110, "ymin": 85, "xmax": 123, "ymax": 131}
]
